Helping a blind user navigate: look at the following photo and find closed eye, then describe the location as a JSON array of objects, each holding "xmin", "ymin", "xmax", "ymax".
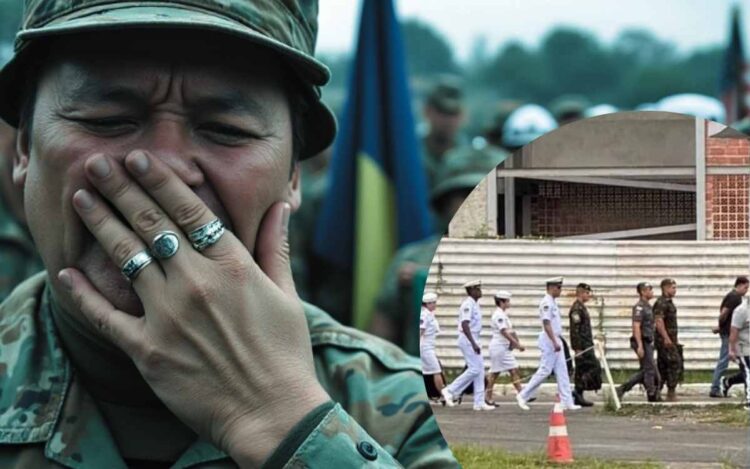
[{"xmin": 70, "ymin": 117, "xmax": 138, "ymax": 136}]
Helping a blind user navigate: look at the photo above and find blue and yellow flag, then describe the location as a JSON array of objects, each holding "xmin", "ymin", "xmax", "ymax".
[{"xmin": 313, "ymin": 0, "xmax": 432, "ymax": 330}]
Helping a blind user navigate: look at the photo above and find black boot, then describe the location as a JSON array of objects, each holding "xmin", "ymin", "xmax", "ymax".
[{"xmin": 573, "ymin": 389, "xmax": 594, "ymax": 407}]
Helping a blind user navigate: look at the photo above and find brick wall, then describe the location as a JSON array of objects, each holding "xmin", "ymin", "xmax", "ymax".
[
  {"xmin": 705, "ymin": 136, "xmax": 749, "ymax": 240},
  {"xmin": 530, "ymin": 182, "xmax": 695, "ymax": 237}
]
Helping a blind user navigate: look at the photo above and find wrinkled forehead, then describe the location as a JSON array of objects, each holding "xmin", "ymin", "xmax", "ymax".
[{"xmin": 39, "ymin": 31, "xmax": 290, "ymax": 107}]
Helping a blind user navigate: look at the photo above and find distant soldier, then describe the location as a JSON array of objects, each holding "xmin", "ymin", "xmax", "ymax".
[
  {"xmin": 569, "ymin": 283, "xmax": 601, "ymax": 407},
  {"xmin": 441, "ymin": 280, "xmax": 495, "ymax": 411},
  {"xmin": 654, "ymin": 278, "xmax": 683, "ymax": 401},
  {"xmin": 485, "ymin": 290, "xmax": 525, "ymax": 406},
  {"xmin": 420, "ymin": 78, "xmax": 466, "ymax": 191},
  {"xmin": 618, "ymin": 282, "xmax": 662, "ymax": 402},
  {"xmin": 420, "ymin": 291, "xmax": 444, "ymax": 403},
  {"xmin": 517, "ymin": 277, "xmax": 580, "ymax": 411},
  {"xmin": 728, "ymin": 299, "xmax": 750, "ymax": 408},
  {"xmin": 710, "ymin": 276, "xmax": 749, "ymax": 398}
]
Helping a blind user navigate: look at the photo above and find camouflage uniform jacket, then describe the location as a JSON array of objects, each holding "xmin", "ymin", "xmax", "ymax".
[
  {"xmin": 568, "ymin": 300, "xmax": 594, "ymax": 351},
  {"xmin": 0, "ymin": 274, "xmax": 458, "ymax": 468},
  {"xmin": 0, "ymin": 195, "xmax": 43, "ymax": 302},
  {"xmin": 653, "ymin": 296, "xmax": 678, "ymax": 348}
]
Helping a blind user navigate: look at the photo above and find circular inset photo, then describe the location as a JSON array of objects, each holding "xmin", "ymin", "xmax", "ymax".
[{"xmin": 423, "ymin": 111, "xmax": 749, "ymax": 467}]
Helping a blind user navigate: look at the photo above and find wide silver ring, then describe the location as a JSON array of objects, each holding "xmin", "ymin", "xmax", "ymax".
[
  {"xmin": 121, "ymin": 251, "xmax": 154, "ymax": 281},
  {"xmin": 188, "ymin": 219, "xmax": 225, "ymax": 252},
  {"xmin": 152, "ymin": 231, "xmax": 180, "ymax": 259}
]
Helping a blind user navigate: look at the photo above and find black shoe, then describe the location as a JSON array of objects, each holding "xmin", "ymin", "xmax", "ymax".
[
  {"xmin": 709, "ymin": 390, "xmax": 722, "ymax": 398},
  {"xmin": 721, "ymin": 376, "xmax": 730, "ymax": 397},
  {"xmin": 647, "ymin": 394, "xmax": 663, "ymax": 403},
  {"xmin": 573, "ymin": 390, "xmax": 594, "ymax": 407}
]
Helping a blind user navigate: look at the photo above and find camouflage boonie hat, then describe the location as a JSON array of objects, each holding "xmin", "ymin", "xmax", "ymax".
[
  {"xmin": 430, "ymin": 141, "xmax": 508, "ymax": 203},
  {"xmin": 425, "ymin": 77, "xmax": 463, "ymax": 115},
  {"xmin": 0, "ymin": 0, "xmax": 335, "ymax": 159}
]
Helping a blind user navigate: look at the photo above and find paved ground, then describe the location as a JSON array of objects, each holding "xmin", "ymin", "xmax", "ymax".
[{"xmin": 433, "ymin": 394, "xmax": 749, "ymax": 467}]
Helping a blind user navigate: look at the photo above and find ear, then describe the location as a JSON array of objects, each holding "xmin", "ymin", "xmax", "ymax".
[
  {"xmin": 284, "ymin": 162, "xmax": 301, "ymax": 212},
  {"xmin": 13, "ymin": 123, "xmax": 30, "ymax": 189}
]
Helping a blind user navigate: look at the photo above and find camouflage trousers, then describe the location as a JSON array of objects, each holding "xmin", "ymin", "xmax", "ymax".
[
  {"xmin": 574, "ymin": 348, "xmax": 602, "ymax": 391},
  {"xmin": 657, "ymin": 343, "xmax": 684, "ymax": 390}
]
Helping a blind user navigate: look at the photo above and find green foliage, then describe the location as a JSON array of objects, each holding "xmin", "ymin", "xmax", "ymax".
[{"xmin": 401, "ymin": 19, "xmax": 458, "ymax": 77}]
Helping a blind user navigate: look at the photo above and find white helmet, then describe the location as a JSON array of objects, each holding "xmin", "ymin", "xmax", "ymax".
[
  {"xmin": 502, "ymin": 104, "xmax": 558, "ymax": 148},
  {"xmin": 583, "ymin": 104, "xmax": 619, "ymax": 118},
  {"xmin": 657, "ymin": 94, "xmax": 726, "ymax": 123}
]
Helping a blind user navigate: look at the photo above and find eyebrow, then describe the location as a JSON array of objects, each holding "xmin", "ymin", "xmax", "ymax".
[{"xmin": 64, "ymin": 79, "xmax": 273, "ymax": 123}]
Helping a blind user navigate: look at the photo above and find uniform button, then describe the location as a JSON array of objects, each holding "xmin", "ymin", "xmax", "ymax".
[{"xmin": 357, "ymin": 441, "xmax": 378, "ymax": 461}]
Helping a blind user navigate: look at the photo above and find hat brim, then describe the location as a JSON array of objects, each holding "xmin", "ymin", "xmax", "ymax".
[{"xmin": 0, "ymin": 4, "xmax": 336, "ymax": 158}]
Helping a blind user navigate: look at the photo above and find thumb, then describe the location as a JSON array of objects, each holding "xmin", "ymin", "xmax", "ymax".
[{"xmin": 254, "ymin": 201, "xmax": 297, "ymax": 297}]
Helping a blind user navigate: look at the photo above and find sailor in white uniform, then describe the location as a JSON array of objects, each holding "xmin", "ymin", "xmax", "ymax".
[
  {"xmin": 420, "ymin": 291, "xmax": 445, "ymax": 399},
  {"xmin": 441, "ymin": 280, "xmax": 495, "ymax": 410},
  {"xmin": 485, "ymin": 290, "xmax": 526, "ymax": 405},
  {"xmin": 517, "ymin": 277, "xmax": 581, "ymax": 411}
]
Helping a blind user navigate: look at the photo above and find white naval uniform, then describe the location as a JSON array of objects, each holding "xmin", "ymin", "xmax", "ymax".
[
  {"xmin": 446, "ymin": 296, "xmax": 485, "ymax": 406},
  {"xmin": 420, "ymin": 306, "xmax": 442, "ymax": 375},
  {"xmin": 518, "ymin": 293, "xmax": 575, "ymax": 406},
  {"xmin": 489, "ymin": 307, "xmax": 519, "ymax": 373}
]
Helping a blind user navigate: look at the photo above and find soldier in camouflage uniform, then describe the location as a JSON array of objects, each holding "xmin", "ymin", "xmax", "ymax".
[
  {"xmin": 654, "ymin": 278, "xmax": 684, "ymax": 401},
  {"xmin": 0, "ymin": 0, "xmax": 458, "ymax": 467},
  {"xmin": 617, "ymin": 282, "xmax": 662, "ymax": 402},
  {"xmin": 0, "ymin": 119, "xmax": 43, "ymax": 301},
  {"xmin": 370, "ymin": 142, "xmax": 508, "ymax": 355},
  {"xmin": 568, "ymin": 283, "xmax": 601, "ymax": 407},
  {"xmin": 420, "ymin": 78, "xmax": 466, "ymax": 192}
]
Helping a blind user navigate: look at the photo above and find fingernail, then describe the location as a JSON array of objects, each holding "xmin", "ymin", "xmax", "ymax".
[
  {"xmin": 281, "ymin": 202, "xmax": 291, "ymax": 235},
  {"xmin": 74, "ymin": 189, "xmax": 95, "ymax": 210},
  {"xmin": 58, "ymin": 270, "xmax": 73, "ymax": 290},
  {"xmin": 130, "ymin": 151, "xmax": 150, "ymax": 175},
  {"xmin": 89, "ymin": 156, "xmax": 111, "ymax": 178}
]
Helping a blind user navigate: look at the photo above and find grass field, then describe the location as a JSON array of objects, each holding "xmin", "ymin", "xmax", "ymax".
[
  {"xmin": 599, "ymin": 403, "xmax": 750, "ymax": 427},
  {"xmin": 451, "ymin": 446, "xmax": 663, "ymax": 468}
]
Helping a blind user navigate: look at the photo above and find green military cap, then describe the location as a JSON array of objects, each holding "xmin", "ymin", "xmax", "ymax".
[
  {"xmin": 0, "ymin": 0, "xmax": 335, "ymax": 159},
  {"xmin": 576, "ymin": 283, "xmax": 592, "ymax": 292},
  {"xmin": 549, "ymin": 94, "xmax": 589, "ymax": 122},
  {"xmin": 430, "ymin": 141, "xmax": 508, "ymax": 203},
  {"xmin": 425, "ymin": 77, "xmax": 463, "ymax": 115}
]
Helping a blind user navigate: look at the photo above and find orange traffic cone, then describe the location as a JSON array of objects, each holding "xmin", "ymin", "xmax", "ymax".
[{"xmin": 547, "ymin": 394, "xmax": 574, "ymax": 464}]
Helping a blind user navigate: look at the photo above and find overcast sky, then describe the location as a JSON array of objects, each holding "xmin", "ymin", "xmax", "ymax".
[{"xmin": 318, "ymin": 0, "xmax": 750, "ymax": 61}]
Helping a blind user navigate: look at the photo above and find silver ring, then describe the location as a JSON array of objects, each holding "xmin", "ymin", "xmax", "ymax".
[
  {"xmin": 121, "ymin": 251, "xmax": 154, "ymax": 281},
  {"xmin": 188, "ymin": 219, "xmax": 225, "ymax": 252},
  {"xmin": 152, "ymin": 231, "xmax": 180, "ymax": 259}
]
